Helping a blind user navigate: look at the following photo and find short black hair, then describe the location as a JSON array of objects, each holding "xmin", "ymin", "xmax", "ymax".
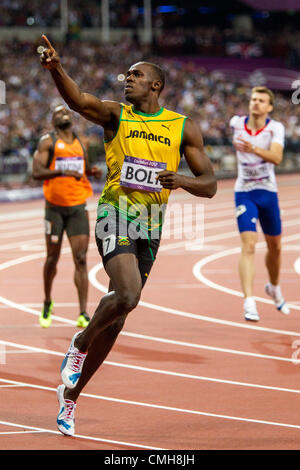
[{"xmin": 138, "ymin": 61, "xmax": 165, "ymax": 95}]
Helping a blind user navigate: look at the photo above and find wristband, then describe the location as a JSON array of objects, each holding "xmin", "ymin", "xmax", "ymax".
[{"xmin": 251, "ymin": 144, "xmax": 256, "ymax": 153}]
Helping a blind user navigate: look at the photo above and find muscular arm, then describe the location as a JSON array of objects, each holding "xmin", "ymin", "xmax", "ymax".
[
  {"xmin": 234, "ymin": 138, "xmax": 283, "ymax": 165},
  {"xmin": 32, "ymin": 135, "xmax": 82, "ymax": 181},
  {"xmin": 40, "ymin": 35, "xmax": 121, "ymax": 131},
  {"xmin": 252, "ymin": 142, "xmax": 283, "ymax": 165},
  {"xmin": 50, "ymin": 64, "xmax": 121, "ymax": 128},
  {"xmin": 32, "ymin": 135, "xmax": 62, "ymax": 180},
  {"xmin": 157, "ymin": 118, "xmax": 217, "ymax": 198}
]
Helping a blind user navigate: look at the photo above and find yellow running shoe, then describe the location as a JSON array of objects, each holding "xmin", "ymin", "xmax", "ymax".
[
  {"xmin": 39, "ymin": 300, "xmax": 54, "ymax": 328},
  {"xmin": 76, "ymin": 312, "xmax": 90, "ymax": 328}
]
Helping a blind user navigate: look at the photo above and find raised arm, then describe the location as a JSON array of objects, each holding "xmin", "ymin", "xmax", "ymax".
[
  {"xmin": 39, "ymin": 35, "xmax": 121, "ymax": 129},
  {"xmin": 157, "ymin": 118, "xmax": 217, "ymax": 198}
]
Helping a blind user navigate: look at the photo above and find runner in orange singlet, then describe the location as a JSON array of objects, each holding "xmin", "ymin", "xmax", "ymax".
[{"xmin": 33, "ymin": 105, "xmax": 102, "ymax": 328}]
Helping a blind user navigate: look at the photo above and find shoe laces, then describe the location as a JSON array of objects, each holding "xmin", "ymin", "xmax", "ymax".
[
  {"xmin": 63, "ymin": 399, "xmax": 76, "ymax": 420},
  {"xmin": 68, "ymin": 348, "xmax": 86, "ymax": 373}
]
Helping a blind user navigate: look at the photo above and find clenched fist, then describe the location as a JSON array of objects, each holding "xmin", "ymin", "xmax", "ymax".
[{"xmin": 156, "ymin": 170, "xmax": 183, "ymax": 190}]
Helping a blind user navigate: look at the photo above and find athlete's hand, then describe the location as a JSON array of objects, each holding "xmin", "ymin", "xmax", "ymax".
[
  {"xmin": 90, "ymin": 166, "xmax": 103, "ymax": 180},
  {"xmin": 39, "ymin": 35, "xmax": 60, "ymax": 70},
  {"xmin": 64, "ymin": 170, "xmax": 82, "ymax": 180},
  {"xmin": 233, "ymin": 138, "xmax": 256, "ymax": 154},
  {"xmin": 156, "ymin": 170, "xmax": 183, "ymax": 190}
]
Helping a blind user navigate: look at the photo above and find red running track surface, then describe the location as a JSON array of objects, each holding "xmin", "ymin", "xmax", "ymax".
[{"xmin": 0, "ymin": 175, "xmax": 300, "ymax": 451}]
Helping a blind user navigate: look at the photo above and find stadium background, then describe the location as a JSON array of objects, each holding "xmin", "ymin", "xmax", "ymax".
[
  {"xmin": 0, "ymin": 0, "xmax": 299, "ymax": 200},
  {"xmin": 1, "ymin": 0, "xmax": 300, "ymax": 452}
]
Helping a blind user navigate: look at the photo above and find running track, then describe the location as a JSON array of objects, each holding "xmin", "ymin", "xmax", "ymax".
[{"xmin": 0, "ymin": 174, "xmax": 300, "ymax": 451}]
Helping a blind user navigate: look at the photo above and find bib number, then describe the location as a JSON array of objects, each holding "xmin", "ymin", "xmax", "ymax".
[
  {"xmin": 55, "ymin": 157, "xmax": 84, "ymax": 174},
  {"xmin": 120, "ymin": 156, "xmax": 166, "ymax": 192},
  {"xmin": 241, "ymin": 162, "xmax": 269, "ymax": 181}
]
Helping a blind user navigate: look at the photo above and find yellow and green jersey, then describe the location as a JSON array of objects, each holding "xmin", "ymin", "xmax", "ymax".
[{"xmin": 98, "ymin": 104, "xmax": 187, "ymax": 231}]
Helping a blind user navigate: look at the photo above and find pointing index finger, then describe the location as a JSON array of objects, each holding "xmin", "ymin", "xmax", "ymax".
[{"xmin": 42, "ymin": 34, "xmax": 54, "ymax": 51}]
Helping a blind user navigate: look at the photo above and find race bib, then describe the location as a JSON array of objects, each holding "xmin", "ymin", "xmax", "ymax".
[
  {"xmin": 240, "ymin": 162, "xmax": 269, "ymax": 181},
  {"xmin": 120, "ymin": 156, "xmax": 167, "ymax": 192},
  {"xmin": 55, "ymin": 157, "xmax": 84, "ymax": 174}
]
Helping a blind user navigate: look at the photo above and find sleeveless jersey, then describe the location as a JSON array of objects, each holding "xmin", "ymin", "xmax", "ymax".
[
  {"xmin": 43, "ymin": 134, "xmax": 93, "ymax": 207},
  {"xmin": 230, "ymin": 115, "xmax": 285, "ymax": 193},
  {"xmin": 98, "ymin": 104, "xmax": 187, "ymax": 230}
]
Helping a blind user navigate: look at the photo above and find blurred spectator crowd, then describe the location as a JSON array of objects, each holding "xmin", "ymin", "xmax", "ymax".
[
  {"xmin": 0, "ymin": 36, "xmax": 300, "ymax": 179},
  {"xmin": 0, "ymin": 0, "xmax": 139, "ymax": 28},
  {"xmin": 0, "ymin": 0, "xmax": 300, "ymax": 67}
]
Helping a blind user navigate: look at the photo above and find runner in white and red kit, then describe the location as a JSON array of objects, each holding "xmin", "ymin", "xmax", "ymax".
[{"xmin": 230, "ymin": 86, "xmax": 290, "ymax": 322}]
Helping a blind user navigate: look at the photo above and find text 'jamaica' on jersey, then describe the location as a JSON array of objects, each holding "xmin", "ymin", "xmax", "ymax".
[{"xmin": 99, "ymin": 104, "xmax": 187, "ymax": 231}]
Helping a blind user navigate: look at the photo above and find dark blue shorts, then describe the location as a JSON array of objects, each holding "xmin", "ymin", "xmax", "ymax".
[
  {"xmin": 234, "ymin": 190, "xmax": 281, "ymax": 236},
  {"xmin": 95, "ymin": 203, "xmax": 161, "ymax": 288}
]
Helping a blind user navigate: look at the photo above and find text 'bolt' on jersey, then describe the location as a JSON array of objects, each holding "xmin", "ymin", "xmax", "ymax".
[
  {"xmin": 98, "ymin": 104, "xmax": 187, "ymax": 231},
  {"xmin": 230, "ymin": 115, "xmax": 285, "ymax": 193}
]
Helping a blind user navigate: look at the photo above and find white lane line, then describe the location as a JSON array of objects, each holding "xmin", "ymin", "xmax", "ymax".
[
  {"xmin": 0, "ymin": 204, "xmax": 96, "ymax": 222},
  {"xmin": 0, "ymin": 214, "xmax": 299, "ymax": 342},
  {"xmin": 149, "ymin": 196, "xmax": 300, "ymax": 214},
  {"xmin": 193, "ymin": 233, "xmax": 300, "ymax": 311},
  {"xmin": 0, "ymin": 239, "xmax": 45, "ymax": 252},
  {"xmin": 166, "ymin": 211, "xmax": 300, "ymax": 239},
  {"xmin": 1, "ymin": 287, "xmax": 300, "ymax": 362},
  {"xmin": 0, "ymin": 430, "xmax": 46, "ymax": 435},
  {"xmin": 0, "ymin": 201, "xmax": 299, "ymax": 242},
  {"xmin": 0, "ymin": 384, "xmax": 23, "ymax": 388},
  {"xmin": 0, "ymin": 209, "xmax": 44, "ymax": 222},
  {"xmin": 201, "ymin": 214, "xmax": 300, "ymax": 234},
  {"xmin": 0, "ymin": 302, "xmax": 99, "ymax": 308},
  {"xmin": 294, "ymin": 258, "xmax": 300, "ymax": 275},
  {"xmin": 1, "ymin": 378, "xmax": 300, "ymax": 432},
  {"xmin": 0, "ymin": 193, "xmax": 297, "ymax": 225},
  {"xmin": 1, "ymin": 340, "xmax": 300, "ymax": 392},
  {"xmin": 121, "ymin": 331, "xmax": 296, "ymax": 363},
  {"xmin": 89, "ymin": 263, "xmax": 300, "ymax": 337},
  {"xmin": 0, "ymin": 227, "xmax": 45, "ymax": 240},
  {"xmin": 0, "ymin": 219, "xmax": 43, "ymax": 231},
  {"xmin": 5, "ymin": 350, "xmax": 41, "ymax": 355},
  {"xmin": 0, "ymin": 294, "xmax": 76, "ymax": 326},
  {"xmin": 0, "ymin": 243, "xmax": 299, "ymax": 338},
  {"xmin": 0, "ymin": 418, "xmax": 164, "ymax": 450}
]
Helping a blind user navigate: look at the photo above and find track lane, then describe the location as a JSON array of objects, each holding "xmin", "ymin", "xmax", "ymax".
[{"xmin": 0, "ymin": 176, "xmax": 300, "ymax": 449}]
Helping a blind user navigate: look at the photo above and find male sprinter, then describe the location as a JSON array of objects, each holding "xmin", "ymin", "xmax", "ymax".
[
  {"xmin": 33, "ymin": 105, "xmax": 102, "ymax": 328},
  {"xmin": 231, "ymin": 86, "xmax": 290, "ymax": 322},
  {"xmin": 39, "ymin": 35, "xmax": 217, "ymax": 436}
]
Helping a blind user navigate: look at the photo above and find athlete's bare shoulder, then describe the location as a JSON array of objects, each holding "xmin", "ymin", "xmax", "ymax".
[
  {"xmin": 37, "ymin": 133, "xmax": 53, "ymax": 150},
  {"xmin": 102, "ymin": 100, "xmax": 122, "ymax": 110},
  {"xmin": 103, "ymin": 100, "xmax": 123, "ymax": 123},
  {"xmin": 77, "ymin": 134, "xmax": 90, "ymax": 149}
]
